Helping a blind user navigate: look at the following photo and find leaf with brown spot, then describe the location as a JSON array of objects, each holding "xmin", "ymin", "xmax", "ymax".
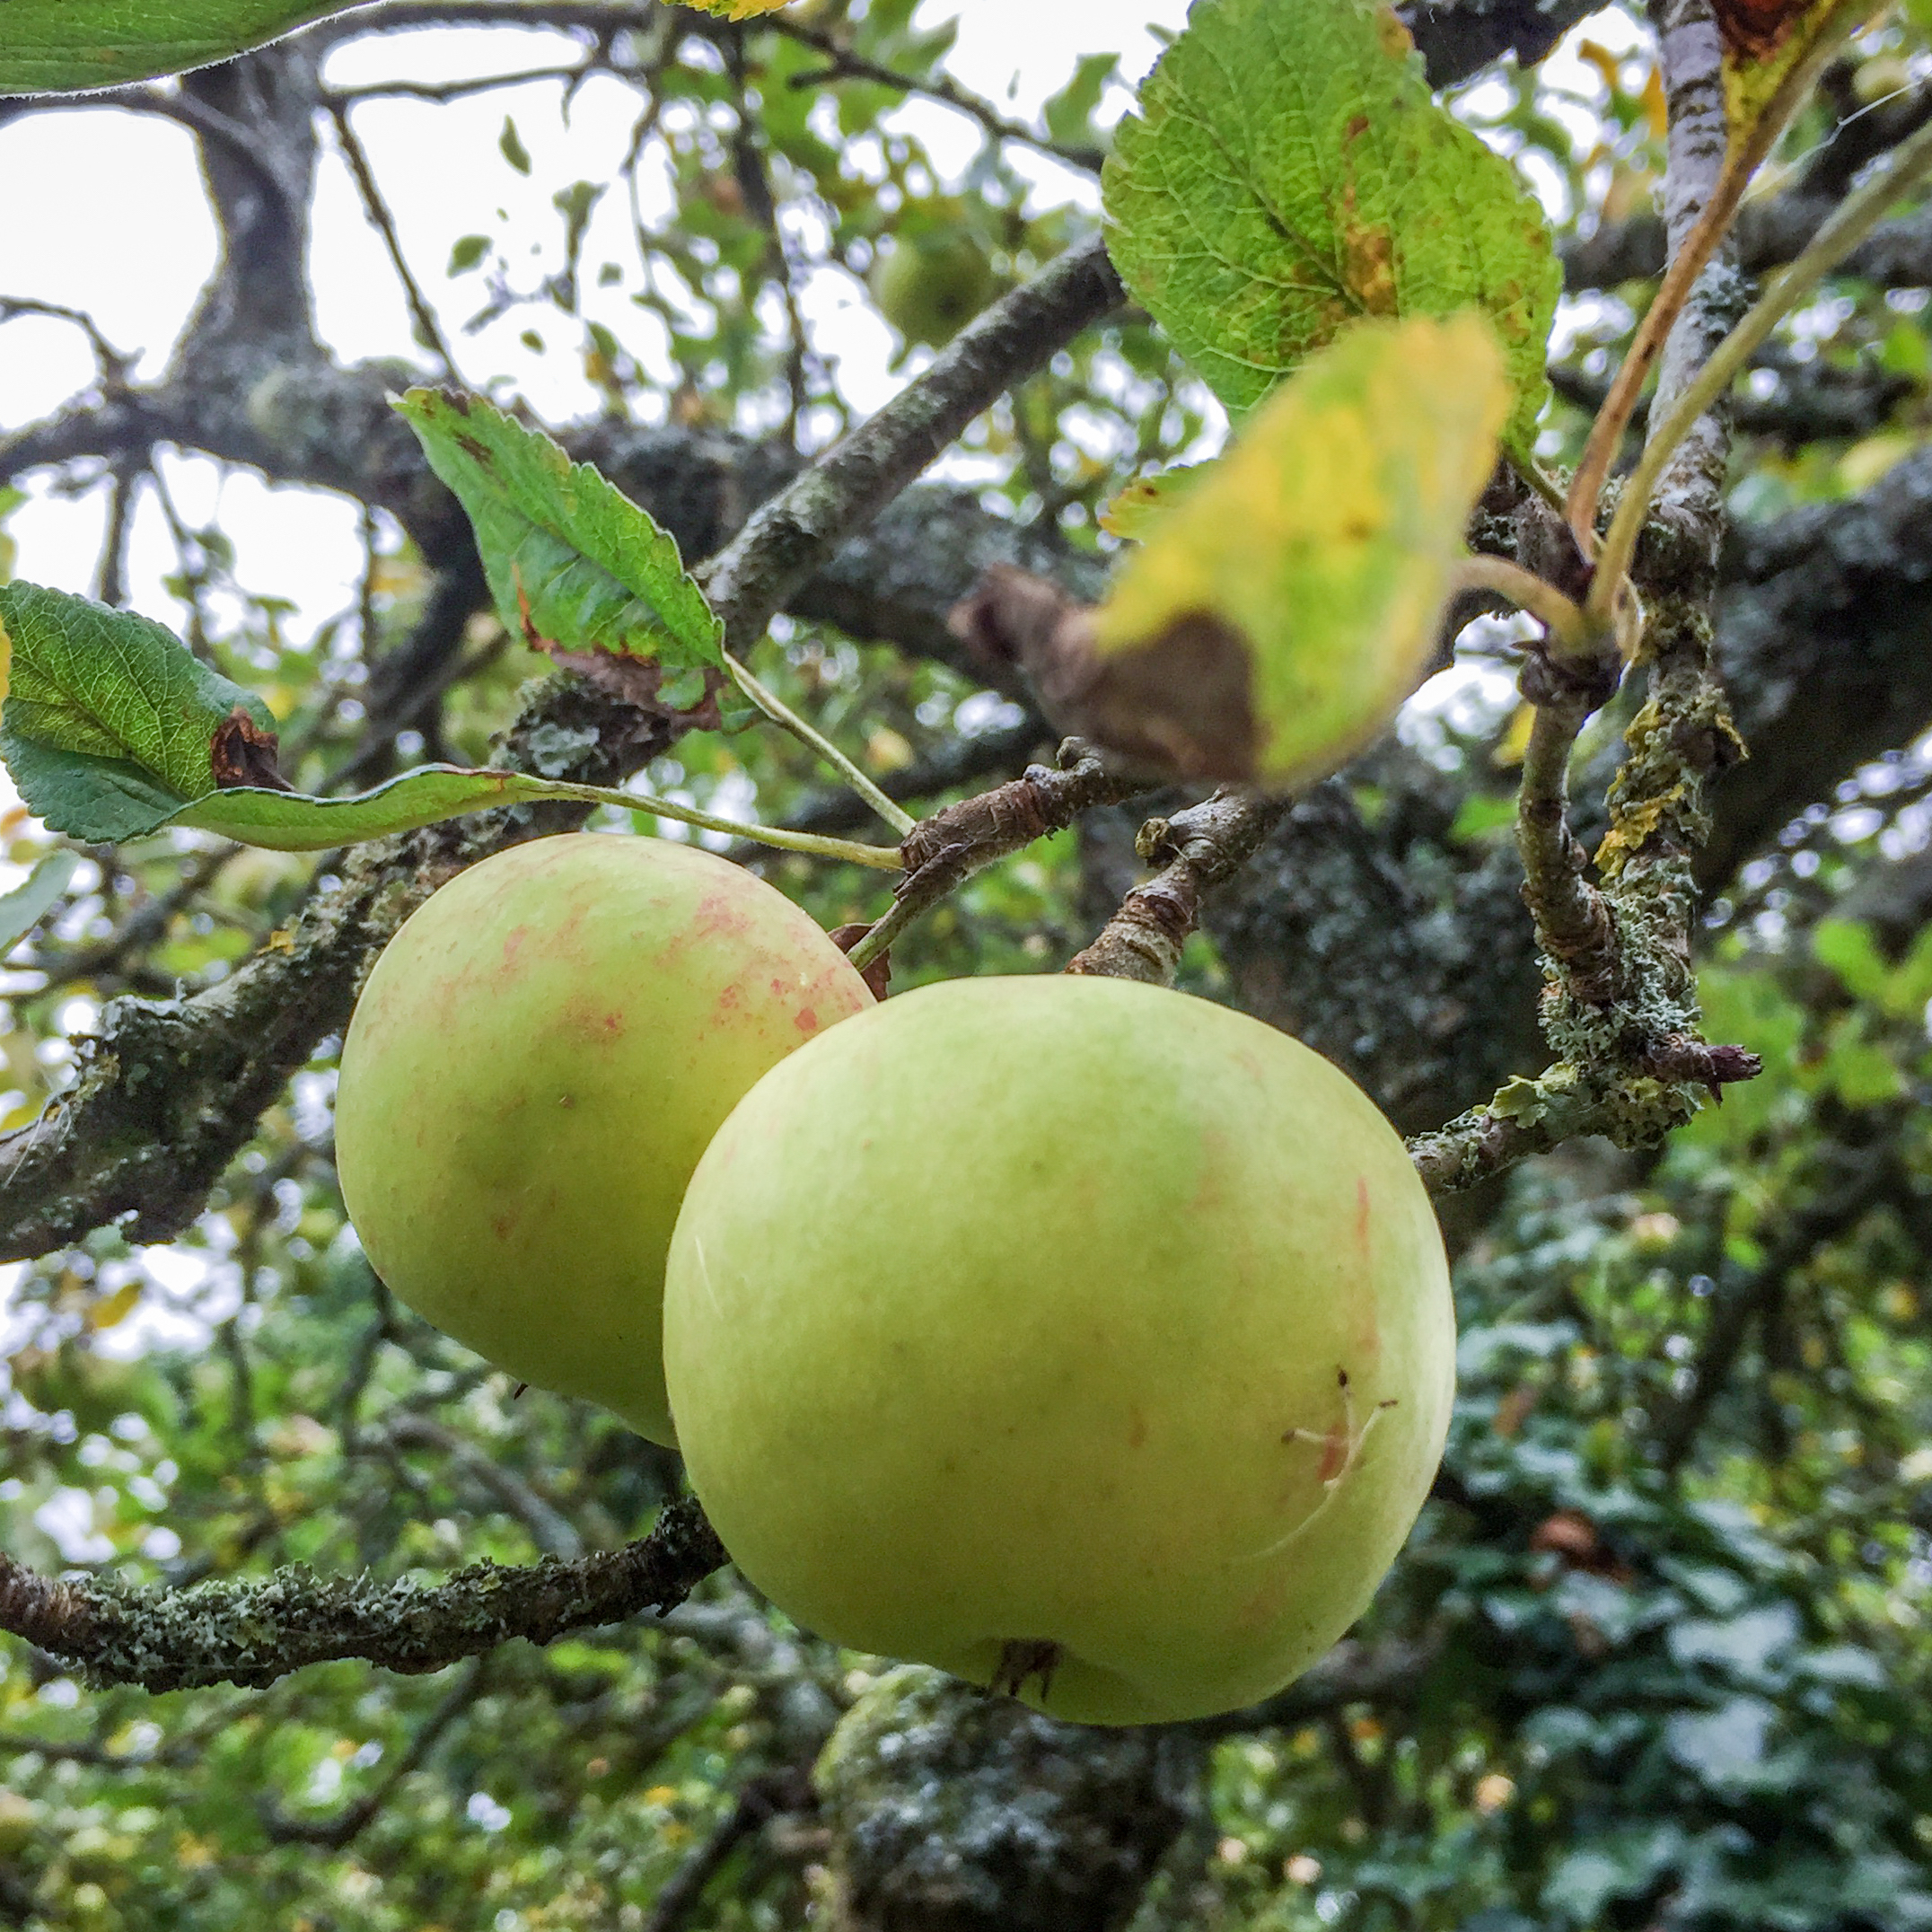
[
  {"xmin": 394, "ymin": 388, "xmax": 724, "ymax": 680},
  {"xmin": 210, "ymin": 707, "xmax": 292, "ymax": 792},
  {"xmin": 1102, "ymin": 0, "xmax": 1559, "ymax": 450},
  {"xmin": 0, "ymin": 581, "xmax": 279, "ymax": 839},
  {"xmin": 1087, "ymin": 313, "xmax": 1509, "ymax": 789},
  {"xmin": 537, "ymin": 647, "xmax": 731, "ymax": 733}
]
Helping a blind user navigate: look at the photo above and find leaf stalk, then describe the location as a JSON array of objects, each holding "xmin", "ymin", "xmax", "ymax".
[{"xmin": 724, "ymin": 652, "xmax": 918, "ymax": 837}]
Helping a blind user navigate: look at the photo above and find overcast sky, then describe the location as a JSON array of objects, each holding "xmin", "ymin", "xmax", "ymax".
[{"xmin": 0, "ymin": 1, "xmax": 1202, "ymax": 620}]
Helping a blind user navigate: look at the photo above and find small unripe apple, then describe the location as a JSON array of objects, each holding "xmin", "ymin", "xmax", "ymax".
[
  {"xmin": 663, "ymin": 975, "xmax": 1454, "ymax": 1726},
  {"xmin": 870, "ymin": 232, "xmax": 999, "ymax": 347},
  {"xmin": 335, "ymin": 833, "xmax": 873, "ymax": 1444}
]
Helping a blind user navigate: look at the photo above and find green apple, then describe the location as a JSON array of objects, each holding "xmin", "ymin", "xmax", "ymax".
[
  {"xmin": 334, "ymin": 833, "xmax": 874, "ymax": 1444},
  {"xmin": 870, "ymin": 232, "xmax": 999, "ymax": 347},
  {"xmin": 663, "ymin": 975, "xmax": 1454, "ymax": 1726}
]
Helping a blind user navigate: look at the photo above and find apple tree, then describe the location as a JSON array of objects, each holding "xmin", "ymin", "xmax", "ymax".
[{"xmin": 0, "ymin": 0, "xmax": 1929, "ymax": 1927}]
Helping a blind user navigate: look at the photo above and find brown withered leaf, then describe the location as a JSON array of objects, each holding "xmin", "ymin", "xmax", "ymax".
[
  {"xmin": 1710, "ymin": 0, "xmax": 1810, "ymax": 57},
  {"xmin": 947, "ymin": 564, "xmax": 1257, "ymax": 781},
  {"xmin": 210, "ymin": 707, "xmax": 292, "ymax": 792}
]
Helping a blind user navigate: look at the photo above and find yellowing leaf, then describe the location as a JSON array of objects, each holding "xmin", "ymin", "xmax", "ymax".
[
  {"xmin": 678, "ymin": 0, "xmax": 793, "ymax": 14},
  {"xmin": 1718, "ymin": 0, "xmax": 1877, "ymax": 149},
  {"xmin": 86, "ymin": 1280, "xmax": 143, "ymax": 1331},
  {"xmin": 1099, "ymin": 467, "xmax": 1205, "ymax": 541},
  {"xmin": 1089, "ymin": 312, "xmax": 1507, "ymax": 790}
]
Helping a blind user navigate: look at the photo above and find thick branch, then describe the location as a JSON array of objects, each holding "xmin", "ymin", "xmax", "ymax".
[{"xmin": 697, "ymin": 235, "xmax": 1123, "ymax": 650}]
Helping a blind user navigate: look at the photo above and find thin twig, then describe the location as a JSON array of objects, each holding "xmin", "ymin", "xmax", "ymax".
[
  {"xmin": 847, "ymin": 740, "xmax": 1145, "ymax": 971},
  {"xmin": 1565, "ymin": 5, "xmax": 1859, "ymax": 553},
  {"xmin": 259, "ymin": 1655, "xmax": 488, "ymax": 1848},
  {"xmin": 642, "ymin": 1769, "xmax": 815, "ymax": 1932},
  {"xmin": 326, "ymin": 100, "xmax": 458, "ymax": 376},
  {"xmin": 1590, "ymin": 110, "xmax": 1932, "ymax": 618},
  {"xmin": 1514, "ymin": 662, "xmax": 1621, "ymax": 1006},
  {"xmin": 322, "ymin": 66, "xmax": 593, "ymax": 107},
  {"xmin": 767, "ymin": 18, "xmax": 1103, "ymax": 173}
]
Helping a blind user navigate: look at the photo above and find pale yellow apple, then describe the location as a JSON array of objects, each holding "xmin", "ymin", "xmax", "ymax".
[
  {"xmin": 663, "ymin": 975, "xmax": 1454, "ymax": 1725},
  {"xmin": 334, "ymin": 833, "xmax": 873, "ymax": 1444}
]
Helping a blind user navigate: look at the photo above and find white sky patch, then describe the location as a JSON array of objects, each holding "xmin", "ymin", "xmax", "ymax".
[{"xmin": 0, "ymin": 2, "xmax": 1199, "ymax": 610}]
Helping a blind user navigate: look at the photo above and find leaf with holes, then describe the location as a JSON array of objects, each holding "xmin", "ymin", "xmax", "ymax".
[
  {"xmin": 394, "ymin": 389, "xmax": 726, "ymax": 677},
  {"xmin": 1086, "ymin": 312, "xmax": 1507, "ymax": 789},
  {"xmin": 1102, "ymin": 0, "xmax": 1558, "ymax": 451},
  {"xmin": 0, "ymin": 0, "xmax": 352, "ymax": 93}
]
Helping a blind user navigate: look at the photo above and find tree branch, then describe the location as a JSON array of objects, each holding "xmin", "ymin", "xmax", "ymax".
[
  {"xmin": 1065, "ymin": 791, "xmax": 1289, "ymax": 983},
  {"xmin": 847, "ymin": 738, "xmax": 1146, "ymax": 970},
  {"xmin": 0, "ymin": 1498, "xmax": 725, "ymax": 1694},
  {"xmin": 642, "ymin": 1768, "xmax": 816, "ymax": 1932},
  {"xmin": 259, "ymin": 1655, "xmax": 487, "ymax": 1847},
  {"xmin": 697, "ymin": 235, "xmax": 1123, "ymax": 652}
]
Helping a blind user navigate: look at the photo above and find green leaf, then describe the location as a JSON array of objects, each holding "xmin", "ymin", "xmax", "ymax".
[
  {"xmin": 0, "ymin": 581, "xmax": 557, "ymax": 849},
  {"xmin": 499, "ymin": 115, "xmax": 532, "ymax": 174},
  {"xmin": 0, "ymin": 582, "xmax": 880, "ymax": 865},
  {"xmin": 0, "ymin": 581, "xmax": 275, "ymax": 812},
  {"xmin": 1087, "ymin": 311, "xmax": 1508, "ymax": 788},
  {"xmin": 679, "ymin": 0, "xmax": 795, "ymax": 15},
  {"xmin": 393, "ymin": 389, "xmax": 725, "ymax": 674},
  {"xmin": 0, "ymin": 0, "xmax": 351, "ymax": 94},
  {"xmin": 0, "ymin": 734, "xmax": 190, "ymax": 843},
  {"xmin": 5, "ymin": 728, "xmax": 575, "ymax": 852},
  {"xmin": 0, "ymin": 851, "xmax": 78, "ymax": 955},
  {"xmin": 173, "ymin": 767, "xmax": 570, "ymax": 850},
  {"xmin": 448, "ymin": 234, "xmax": 491, "ymax": 275},
  {"xmin": 1042, "ymin": 52, "xmax": 1118, "ymax": 150},
  {"xmin": 1102, "ymin": 0, "xmax": 1559, "ymax": 448},
  {"xmin": 1097, "ymin": 465, "xmax": 1206, "ymax": 541},
  {"xmin": 1812, "ymin": 918, "xmax": 1892, "ymax": 1006}
]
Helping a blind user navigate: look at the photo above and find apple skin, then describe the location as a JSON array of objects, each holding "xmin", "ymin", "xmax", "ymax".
[
  {"xmin": 334, "ymin": 833, "xmax": 874, "ymax": 1444},
  {"xmin": 663, "ymin": 974, "xmax": 1454, "ymax": 1726},
  {"xmin": 870, "ymin": 233, "xmax": 998, "ymax": 347}
]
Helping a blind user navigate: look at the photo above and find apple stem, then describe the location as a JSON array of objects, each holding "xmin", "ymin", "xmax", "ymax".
[
  {"xmin": 725, "ymin": 652, "xmax": 918, "ymax": 838},
  {"xmin": 989, "ymin": 1638, "xmax": 1063, "ymax": 1703}
]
